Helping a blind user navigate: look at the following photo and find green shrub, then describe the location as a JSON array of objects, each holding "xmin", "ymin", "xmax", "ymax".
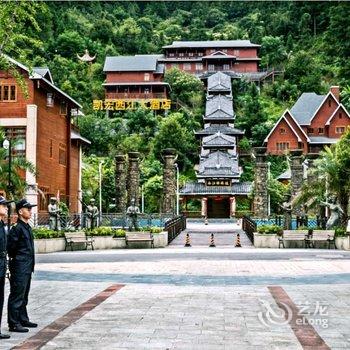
[
  {"xmin": 113, "ymin": 229, "xmax": 126, "ymax": 238},
  {"xmin": 33, "ymin": 228, "xmax": 64, "ymax": 239},
  {"xmin": 335, "ymin": 227, "xmax": 347, "ymax": 237},
  {"xmin": 257, "ymin": 224, "xmax": 283, "ymax": 235},
  {"xmin": 87, "ymin": 226, "xmax": 115, "ymax": 236}
]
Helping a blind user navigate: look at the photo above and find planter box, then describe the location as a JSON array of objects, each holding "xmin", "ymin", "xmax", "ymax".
[
  {"xmin": 34, "ymin": 231, "xmax": 169, "ymax": 253},
  {"xmin": 253, "ymin": 233, "xmax": 279, "ymax": 248},
  {"xmin": 335, "ymin": 236, "xmax": 350, "ymax": 251}
]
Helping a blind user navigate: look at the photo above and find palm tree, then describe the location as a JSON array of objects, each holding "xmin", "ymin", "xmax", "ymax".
[{"xmin": 0, "ymin": 129, "xmax": 36, "ymax": 199}]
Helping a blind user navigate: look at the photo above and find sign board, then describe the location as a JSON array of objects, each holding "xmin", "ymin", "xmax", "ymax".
[{"xmin": 93, "ymin": 99, "xmax": 171, "ymax": 111}]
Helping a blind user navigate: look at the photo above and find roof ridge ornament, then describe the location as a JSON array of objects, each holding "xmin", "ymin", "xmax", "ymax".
[{"xmin": 77, "ymin": 49, "xmax": 96, "ymax": 63}]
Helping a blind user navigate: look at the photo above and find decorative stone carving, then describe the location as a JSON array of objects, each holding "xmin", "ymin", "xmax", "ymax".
[
  {"xmin": 290, "ymin": 149, "xmax": 304, "ymax": 215},
  {"xmin": 253, "ymin": 147, "xmax": 268, "ymax": 218},
  {"xmin": 127, "ymin": 152, "xmax": 140, "ymax": 207},
  {"xmin": 115, "ymin": 155, "xmax": 127, "ymax": 213},
  {"xmin": 162, "ymin": 148, "xmax": 177, "ymax": 214}
]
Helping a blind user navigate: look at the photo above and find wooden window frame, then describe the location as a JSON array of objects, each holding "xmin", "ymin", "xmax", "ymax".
[
  {"xmin": 58, "ymin": 143, "xmax": 67, "ymax": 166},
  {"xmin": 183, "ymin": 63, "xmax": 191, "ymax": 71},
  {"xmin": 49, "ymin": 139, "xmax": 54, "ymax": 159},
  {"xmin": 60, "ymin": 101, "xmax": 67, "ymax": 115},
  {"xmin": 144, "ymin": 73, "xmax": 150, "ymax": 82},
  {"xmin": 0, "ymin": 83, "xmax": 17, "ymax": 102},
  {"xmin": 307, "ymin": 127, "xmax": 314, "ymax": 134},
  {"xmin": 279, "ymin": 128, "xmax": 287, "ymax": 135},
  {"xmin": 318, "ymin": 127, "xmax": 324, "ymax": 135},
  {"xmin": 335, "ymin": 126, "xmax": 345, "ymax": 134}
]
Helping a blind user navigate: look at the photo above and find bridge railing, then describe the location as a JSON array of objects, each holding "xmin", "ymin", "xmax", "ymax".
[
  {"xmin": 242, "ymin": 215, "xmax": 257, "ymax": 244},
  {"xmin": 164, "ymin": 215, "xmax": 187, "ymax": 243}
]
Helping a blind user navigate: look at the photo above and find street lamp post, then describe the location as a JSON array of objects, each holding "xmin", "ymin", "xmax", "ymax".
[
  {"xmin": 174, "ymin": 163, "xmax": 179, "ymax": 216},
  {"xmin": 98, "ymin": 160, "xmax": 104, "ymax": 224},
  {"xmin": 3, "ymin": 138, "xmax": 12, "ymax": 231}
]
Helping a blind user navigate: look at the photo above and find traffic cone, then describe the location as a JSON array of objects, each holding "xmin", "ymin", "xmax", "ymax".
[
  {"xmin": 205, "ymin": 217, "xmax": 208, "ymax": 225},
  {"xmin": 235, "ymin": 233, "xmax": 242, "ymax": 247},
  {"xmin": 209, "ymin": 233, "xmax": 216, "ymax": 247},
  {"xmin": 184, "ymin": 233, "xmax": 191, "ymax": 247}
]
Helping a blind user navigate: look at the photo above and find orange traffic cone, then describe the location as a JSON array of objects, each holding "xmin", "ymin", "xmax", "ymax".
[
  {"xmin": 235, "ymin": 233, "xmax": 242, "ymax": 247},
  {"xmin": 209, "ymin": 233, "xmax": 216, "ymax": 247},
  {"xmin": 184, "ymin": 233, "xmax": 191, "ymax": 247}
]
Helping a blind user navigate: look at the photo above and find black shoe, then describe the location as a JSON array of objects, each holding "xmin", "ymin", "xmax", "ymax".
[
  {"xmin": 21, "ymin": 321, "xmax": 38, "ymax": 328},
  {"xmin": 9, "ymin": 325, "xmax": 29, "ymax": 333},
  {"xmin": 0, "ymin": 333, "xmax": 10, "ymax": 339}
]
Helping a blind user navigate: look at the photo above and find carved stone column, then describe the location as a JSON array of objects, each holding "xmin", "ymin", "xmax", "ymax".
[
  {"xmin": 115, "ymin": 155, "xmax": 127, "ymax": 213},
  {"xmin": 230, "ymin": 197, "xmax": 236, "ymax": 218},
  {"xmin": 127, "ymin": 152, "xmax": 140, "ymax": 206},
  {"xmin": 290, "ymin": 149, "xmax": 304, "ymax": 215},
  {"xmin": 290, "ymin": 149, "xmax": 304, "ymax": 196},
  {"xmin": 253, "ymin": 147, "xmax": 268, "ymax": 217},
  {"xmin": 162, "ymin": 148, "xmax": 177, "ymax": 214}
]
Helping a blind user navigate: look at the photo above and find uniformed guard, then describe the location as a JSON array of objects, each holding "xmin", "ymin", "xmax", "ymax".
[
  {"xmin": 0, "ymin": 196, "xmax": 11, "ymax": 339},
  {"xmin": 7, "ymin": 199, "xmax": 37, "ymax": 333}
]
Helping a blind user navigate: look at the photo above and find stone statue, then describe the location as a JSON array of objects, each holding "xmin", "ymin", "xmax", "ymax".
[
  {"xmin": 86, "ymin": 199, "xmax": 99, "ymax": 229},
  {"xmin": 48, "ymin": 197, "xmax": 61, "ymax": 231},
  {"xmin": 126, "ymin": 198, "xmax": 140, "ymax": 231},
  {"xmin": 321, "ymin": 197, "xmax": 344, "ymax": 229},
  {"xmin": 346, "ymin": 219, "xmax": 350, "ymax": 234},
  {"xmin": 280, "ymin": 196, "xmax": 293, "ymax": 230}
]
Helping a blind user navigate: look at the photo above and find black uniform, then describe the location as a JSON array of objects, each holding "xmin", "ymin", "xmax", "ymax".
[
  {"xmin": 0, "ymin": 220, "xmax": 7, "ymax": 331},
  {"xmin": 7, "ymin": 219, "xmax": 35, "ymax": 328}
]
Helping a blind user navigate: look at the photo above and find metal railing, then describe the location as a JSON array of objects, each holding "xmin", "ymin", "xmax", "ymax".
[
  {"xmin": 29, "ymin": 213, "xmax": 176, "ymax": 230},
  {"xmin": 164, "ymin": 215, "xmax": 187, "ymax": 243},
  {"xmin": 242, "ymin": 215, "xmax": 257, "ymax": 244}
]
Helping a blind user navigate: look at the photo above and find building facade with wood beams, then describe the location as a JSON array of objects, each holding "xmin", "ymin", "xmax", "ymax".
[
  {"xmin": 0, "ymin": 56, "xmax": 90, "ymax": 214},
  {"xmin": 264, "ymin": 86, "xmax": 350, "ymax": 155}
]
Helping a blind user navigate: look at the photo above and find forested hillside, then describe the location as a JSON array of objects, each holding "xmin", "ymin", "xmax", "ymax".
[{"xmin": 1, "ymin": 1, "xmax": 350, "ymax": 211}]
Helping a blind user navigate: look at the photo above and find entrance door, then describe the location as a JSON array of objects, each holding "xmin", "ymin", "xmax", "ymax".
[{"xmin": 207, "ymin": 197, "xmax": 230, "ymax": 218}]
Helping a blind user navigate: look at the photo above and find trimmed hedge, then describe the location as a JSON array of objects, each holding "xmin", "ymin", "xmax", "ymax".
[{"xmin": 257, "ymin": 224, "xmax": 283, "ymax": 235}]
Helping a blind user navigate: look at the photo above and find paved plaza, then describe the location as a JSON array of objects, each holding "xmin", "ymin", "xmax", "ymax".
[{"xmin": 1, "ymin": 222, "xmax": 350, "ymax": 349}]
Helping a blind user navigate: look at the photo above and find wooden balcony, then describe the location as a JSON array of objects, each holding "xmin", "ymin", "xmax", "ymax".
[{"xmin": 105, "ymin": 92, "xmax": 168, "ymax": 99}]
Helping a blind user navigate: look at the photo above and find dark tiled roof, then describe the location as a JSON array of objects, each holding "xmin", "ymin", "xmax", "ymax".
[
  {"xmin": 163, "ymin": 40, "xmax": 260, "ymax": 49},
  {"xmin": 195, "ymin": 125, "xmax": 244, "ymax": 136},
  {"xmin": 207, "ymin": 72, "xmax": 232, "ymax": 93},
  {"xmin": 290, "ymin": 93, "xmax": 325, "ymax": 125},
  {"xmin": 180, "ymin": 181, "xmax": 252, "ymax": 195},
  {"xmin": 205, "ymin": 95, "xmax": 234, "ymax": 120},
  {"xmin": 198, "ymin": 151, "xmax": 240, "ymax": 178},
  {"xmin": 308, "ymin": 136, "xmax": 338, "ymax": 144},
  {"xmin": 202, "ymin": 132, "xmax": 236, "ymax": 147},
  {"xmin": 103, "ymin": 55, "xmax": 164, "ymax": 72},
  {"xmin": 33, "ymin": 67, "xmax": 53, "ymax": 83}
]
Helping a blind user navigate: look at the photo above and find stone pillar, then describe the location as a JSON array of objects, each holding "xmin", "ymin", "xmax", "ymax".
[
  {"xmin": 290, "ymin": 149, "xmax": 304, "ymax": 196},
  {"xmin": 290, "ymin": 149, "xmax": 304, "ymax": 215},
  {"xmin": 127, "ymin": 152, "xmax": 140, "ymax": 206},
  {"xmin": 162, "ymin": 148, "xmax": 177, "ymax": 214},
  {"xmin": 201, "ymin": 197, "xmax": 208, "ymax": 218},
  {"xmin": 115, "ymin": 155, "xmax": 127, "ymax": 213},
  {"xmin": 230, "ymin": 197, "xmax": 236, "ymax": 218},
  {"xmin": 253, "ymin": 147, "xmax": 268, "ymax": 218}
]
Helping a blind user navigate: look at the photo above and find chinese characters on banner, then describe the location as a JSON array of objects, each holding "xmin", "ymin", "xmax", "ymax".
[{"xmin": 93, "ymin": 99, "xmax": 172, "ymax": 111}]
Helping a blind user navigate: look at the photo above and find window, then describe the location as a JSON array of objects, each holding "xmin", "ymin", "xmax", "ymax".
[
  {"xmin": 59, "ymin": 143, "xmax": 67, "ymax": 166},
  {"xmin": 49, "ymin": 139, "xmax": 53, "ymax": 158},
  {"xmin": 188, "ymin": 52, "xmax": 194, "ymax": 57},
  {"xmin": 169, "ymin": 52, "xmax": 174, "ymax": 57},
  {"xmin": 183, "ymin": 63, "xmax": 191, "ymax": 71},
  {"xmin": 5, "ymin": 128, "xmax": 26, "ymax": 157},
  {"xmin": 144, "ymin": 73, "xmax": 150, "ymax": 81},
  {"xmin": 223, "ymin": 64, "xmax": 230, "ymax": 70},
  {"xmin": 279, "ymin": 128, "xmax": 286, "ymax": 134},
  {"xmin": 276, "ymin": 142, "xmax": 289, "ymax": 151},
  {"xmin": 339, "ymin": 112, "xmax": 343, "ymax": 119},
  {"xmin": 179, "ymin": 52, "xmax": 184, "ymax": 57},
  {"xmin": 233, "ymin": 49, "xmax": 240, "ymax": 56},
  {"xmin": 208, "ymin": 64, "xmax": 215, "ymax": 71},
  {"xmin": 336, "ymin": 126, "xmax": 345, "ymax": 134},
  {"xmin": 195, "ymin": 63, "xmax": 203, "ymax": 71},
  {"xmin": 60, "ymin": 101, "xmax": 67, "ymax": 115},
  {"xmin": 307, "ymin": 127, "xmax": 314, "ymax": 134},
  {"xmin": 38, "ymin": 187, "xmax": 51, "ymax": 212},
  {"xmin": 144, "ymin": 88, "xmax": 150, "ymax": 94},
  {"xmin": 328, "ymin": 98, "xmax": 332, "ymax": 107},
  {"xmin": 47, "ymin": 93, "xmax": 54, "ymax": 107},
  {"xmin": 318, "ymin": 127, "xmax": 324, "ymax": 134},
  {"xmin": 198, "ymin": 52, "xmax": 203, "ymax": 57},
  {"xmin": 0, "ymin": 84, "xmax": 16, "ymax": 101}
]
